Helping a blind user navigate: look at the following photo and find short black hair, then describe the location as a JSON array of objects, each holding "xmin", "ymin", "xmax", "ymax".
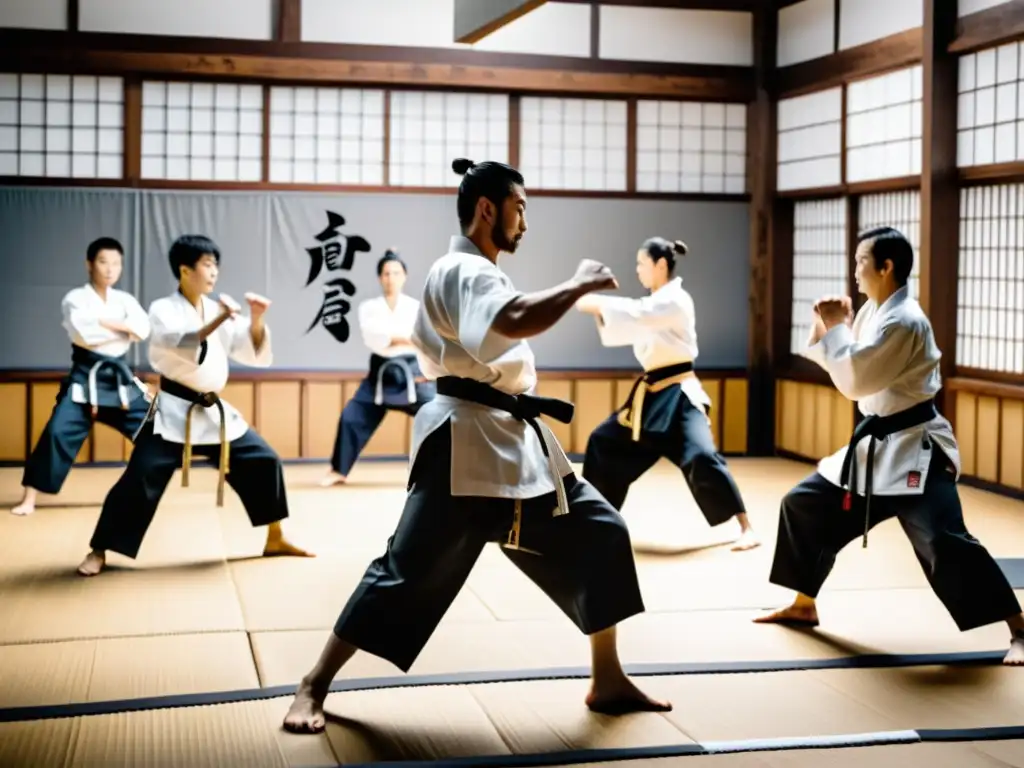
[
  {"xmin": 858, "ymin": 226, "xmax": 913, "ymax": 286},
  {"xmin": 377, "ymin": 248, "xmax": 406, "ymax": 276},
  {"xmin": 169, "ymin": 234, "xmax": 220, "ymax": 279},
  {"xmin": 641, "ymin": 237, "xmax": 688, "ymax": 276},
  {"xmin": 452, "ymin": 157, "xmax": 525, "ymax": 231},
  {"xmin": 87, "ymin": 237, "xmax": 124, "ymax": 263}
]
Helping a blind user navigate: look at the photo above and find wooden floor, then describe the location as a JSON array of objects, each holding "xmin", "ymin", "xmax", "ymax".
[{"xmin": 1, "ymin": 456, "xmax": 1023, "ymax": 767}]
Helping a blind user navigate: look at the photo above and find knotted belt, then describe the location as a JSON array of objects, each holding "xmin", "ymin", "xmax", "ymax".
[
  {"xmin": 159, "ymin": 376, "xmax": 230, "ymax": 507},
  {"xmin": 71, "ymin": 345, "xmax": 137, "ymax": 417},
  {"xmin": 369, "ymin": 353, "xmax": 418, "ymax": 406},
  {"xmin": 436, "ymin": 376, "xmax": 575, "ymax": 554},
  {"xmin": 616, "ymin": 361, "xmax": 695, "ymax": 441},
  {"xmin": 839, "ymin": 398, "xmax": 938, "ymax": 548}
]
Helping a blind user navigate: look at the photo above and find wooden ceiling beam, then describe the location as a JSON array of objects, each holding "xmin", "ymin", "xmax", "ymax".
[{"xmin": 0, "ymin": 30, "xmax": 753, "ymax": 99}]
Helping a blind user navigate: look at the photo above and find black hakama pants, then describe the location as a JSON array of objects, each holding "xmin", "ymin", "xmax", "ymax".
[
  {"xmin": 769, "ymin": 449, "xmax": 1021, "ymax": 632},
  {"xmin": 88, "ymin": 421, "xmax": 289, "ymax": 559},
  {"xmin": 582, "ymin": 387, "xmax": 747, "ymax": 527},
  {"xmin": 331, "ymin": 356, "xmax": 436, "ymax": 476},
  {"xmin": 331, "ymin": 420, "xmax": 646, "ymax": 673},
  {"xmin": 23, "ymin": 369, "xmax": 151, "ymax": 495}
]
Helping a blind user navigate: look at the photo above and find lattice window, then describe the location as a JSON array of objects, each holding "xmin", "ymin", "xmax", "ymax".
[
  {"xmin": 791, "ymin": 198, "xmax": 848, "ymax": 355},
  {"xmin": 957, "ymin": 42, "xmax": 1024, "ymax": 167},
  {"xmin": 268, "ymin": 86, "xmax": 384, "ymax": 185},
  {"xmin": 957, "ymin": 184, "xmax": 1024, "ymax": 374},
  {"xmin": 0, "ymin": 73, "xmax": 123, "ymax": 178},
  {"xmin": 846, "ymin": 65, "xmax": 923, "ymax": 183},
  {"xmin": 519, "ymin": 97, "xmax": 628, "ymax": 191},
  {"xmin": 142, "ymin": 81, "xmax": 263, "ymax": 182},
  {"xmin": 857, "ymin": 190, "xmax": 922, "ymax": 299},
  {"xmin": 635, "ymin": 100, "xmax": 747, "ymax": 194},
  {"xmin": 777, "ymin": 87, "xmax": 842, "ymax": 192},
  {"xmin": 389, "ymin": 91, "xmax": 508, "ymax": 187}
]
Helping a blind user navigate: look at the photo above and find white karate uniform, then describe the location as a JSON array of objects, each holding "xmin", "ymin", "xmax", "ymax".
[
  {"xmin": 590, "ymin": 276, "xmax": 711, "ymax": 410},
  {"xmin": 148, "ymin": 291, "xmax": 273, "ymax": 446},
  {"xmin": 61, "ymin": 283, "xmax": 150, "ymax": 404},
  {"xmin": 357, "ymin": 294, "xmax": 420, "ymax": 358},
  {"xmin": 410, "ymin": 235, "xmax": 574, "ymax": 500},
  {"xmin": 803, "ymin": 286, "xmax": 960, "ymax": 495}
]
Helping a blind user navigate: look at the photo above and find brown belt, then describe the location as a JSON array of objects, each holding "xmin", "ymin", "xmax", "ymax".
[{"xmin": 160, "ymin": 376, "xmax": 230, "ymax": 507}]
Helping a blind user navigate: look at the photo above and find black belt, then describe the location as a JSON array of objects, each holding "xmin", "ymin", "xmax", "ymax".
[
  {"xmin": 436, "ymin": 376, "xmax": 575, "ymax": 549},
  {"xmin": 71, "ymin": 344, "xmax": 137, "ymax": 414},
  {"xmin": 618, "ymin": 361, "xmax": 694, "ymax": 441},
  {"xmin": 840, "ymin": 398, "xmax": 938, "ymax": 548},
  {"xmin": 159, "ymin": 376, "xmax": 230, "ymax": 507}
]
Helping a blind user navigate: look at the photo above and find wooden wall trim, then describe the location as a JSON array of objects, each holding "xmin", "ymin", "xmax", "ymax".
[
  {"xmin": 776, "ymin": 28, "xmax": 923, "ymax": 98},
  {"xmin": 950, "ymin": 0, "xmax": 1024, "ymax": 54},
  {"xmin": 777, "ymin": 177, "xmax": 921, "ymax": 199},
  {"xmin": 0, "ymin": 30, "xmax": 754, "ymax": 100},
  {"xmin": 275, "ymin": 0, "xmax": 301, "ymax": 43},
  {"xmin": 959, "ymin": 162, "xmax": 1024, "ymax": 185},
  {"xmin": 948, "ymin": 377, "xmax": 1024, "ymax": 400}
]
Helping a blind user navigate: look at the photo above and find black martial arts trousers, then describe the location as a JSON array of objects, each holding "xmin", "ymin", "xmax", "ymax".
[
  {"xmin": 23, "ymin": 389, "xmax": 151, "ymax": 495},
  {"xmin": 583, "ymin": 387, "xmax": 746, "ymax": 527},
  {"xmin": 330, "ymin": 380, "xmax": 429, "ymax": 477},
  {"xmin": 332, "ymin": 420, "xmax": 647, "ymax": 673},
  {"xmin": 769, "ymin": 449, "xmax": 1022, "ymax": 632},
  {"xmin": 88, "ymin": 421, "xmax": 289, "ymax": 559}
]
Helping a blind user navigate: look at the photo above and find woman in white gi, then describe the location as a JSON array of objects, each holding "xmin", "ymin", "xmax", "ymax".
[
  {"xmin": 756, "ymin": 227, "xmax": 1024, "ymax": 665},
  {"xmin": 575, "ymin": 237, "xmax": 759, "ymax": 551},
  {"xmin": 320, "ymin": 250, "xmax": 435, "ymax": 487},
  {"xmin": 11, "ymin": 237, "xmax": 152, "ymax": 517}
]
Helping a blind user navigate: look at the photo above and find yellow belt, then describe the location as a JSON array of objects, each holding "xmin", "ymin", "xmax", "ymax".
[
  {"xmin": 617, "ymin": 370, "xmax": 695, "ymax": 442},
  {"xmin": 181, "ymin": 395, "xmax": 230, "ymax": 508}
]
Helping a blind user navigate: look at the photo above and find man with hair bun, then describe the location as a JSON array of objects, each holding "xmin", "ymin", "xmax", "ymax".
[
  {"xmin": 284, "ymin": 157, "xmax": 670, "ymax": 734},
  {"xmin": 576, "ymin": 234, "xmax": 759, "ymax": 551}
]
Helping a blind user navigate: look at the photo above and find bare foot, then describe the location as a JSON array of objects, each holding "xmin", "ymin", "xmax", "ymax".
[
  {"xmin": 586, "ymin": 674, "xmax": 672, "ymax": 715},
  {"xmin": 77, "ymin": 550, "xmax": 106, "ymax": 577},
  {"xmin": 318, "ymin": 472, "xmax": 346, "ymax": 488},
  {"xmin": 263, "ymin": 537, "xmax": 316, "ymax": 558},
  {"xmin": 1004, "ymin": 635, "xmax": 1024, "ymax": 666},
  {"xmin": 283, "ymin": 678, "xmax": 328, "ymax": 734},
  {"xmin": 10, "ymin": 500, "xmax": 36, "ymax": 516},
  {"xmin": 731, "ymin": 528, "xmax": 761, "ymax": 552},
  {"xmin": 753, "ymin": 602, "xmax": 819, "ymax": 627}
]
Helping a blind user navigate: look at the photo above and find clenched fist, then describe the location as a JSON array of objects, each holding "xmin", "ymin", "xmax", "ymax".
[{"xmin": 573, "ymin": 259, "xmax": 618, "ymax": 293}]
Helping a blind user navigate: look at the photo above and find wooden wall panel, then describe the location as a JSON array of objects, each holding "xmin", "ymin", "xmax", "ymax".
[
  {"xmin": 704, "ymin": 378, "xmax": 722, "ymax": 448},
  {"xmin": 775, "ymin": 378, "xmax": 855, "ymax": 462},
  {"xmin": 956, "ymin": 391, "xmax": 977, "ymax": 477},
  {"xmin": 256, "ymin": 381, "xmax": 301, "ymax": 459},
  {"xmin": 1000, "ymin": 400, "xmax": 1024, "ymax": 491},
  {"xmin": 722, "ymin": 378, "xmax": 748, "ymax": 454},
  {"xmin": 974, "ymin": 396, "xmax": 1001, "ymax": 484},
  {"xmin": 303, "ymin": 382, "xmax": 344, "ymax": 459},
  {"xmin": 2, "ymin": 372, "xmax": 752, "ymax": 469},
  {"xmin": 0, "ymin": 384, "xmax": 27, "ymax": 461},
  {"xmin": 572, "ymin": 380, "xmax": 614, "ymax": 453},
  {"xmin": 92, "ymin": 423, "xmax": 126, "ymax": 462}
]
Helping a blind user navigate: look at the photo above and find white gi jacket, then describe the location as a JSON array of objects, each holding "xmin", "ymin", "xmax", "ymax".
[
  {"xmin": 590, "ymin": 276, "xmax": 712, "ymax": 410},
  {"xmin": 357, "ymin": 294, "xmax": 420, "ymax": 358},
  {"xmin": 803, "ymin": 286, "xmax": 960, "ymax": 495},
  {"xmin": 148, "ymin": 291, "xmax": 273, "ymax": 445},
  {"xmin": 410, "ymin": 235, "xmax": 574, "ymax": 500},
  {"xmin": 61, "ymin": 283, "xmax": 150, "ymax": 404}
]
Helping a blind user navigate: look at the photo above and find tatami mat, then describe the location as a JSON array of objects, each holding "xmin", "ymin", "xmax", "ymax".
[{"xmin": 1, "ymin": 458, "xmax": 1023, "ymax": 767}]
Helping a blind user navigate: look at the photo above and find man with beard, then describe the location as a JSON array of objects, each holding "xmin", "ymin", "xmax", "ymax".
[{"xmin": 283, "ymin": 157, "xmax": 670, "ymax": 734}]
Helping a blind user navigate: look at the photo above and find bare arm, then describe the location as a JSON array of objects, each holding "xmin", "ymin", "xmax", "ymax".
[{"xmin": 491, "ymin": 278, "xmax": 592, "ymax": 340}]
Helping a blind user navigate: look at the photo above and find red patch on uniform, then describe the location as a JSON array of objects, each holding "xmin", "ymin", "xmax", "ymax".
[{"xmin": 907, "ymin": 471, "xmax": 921, "ymax": 488}]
